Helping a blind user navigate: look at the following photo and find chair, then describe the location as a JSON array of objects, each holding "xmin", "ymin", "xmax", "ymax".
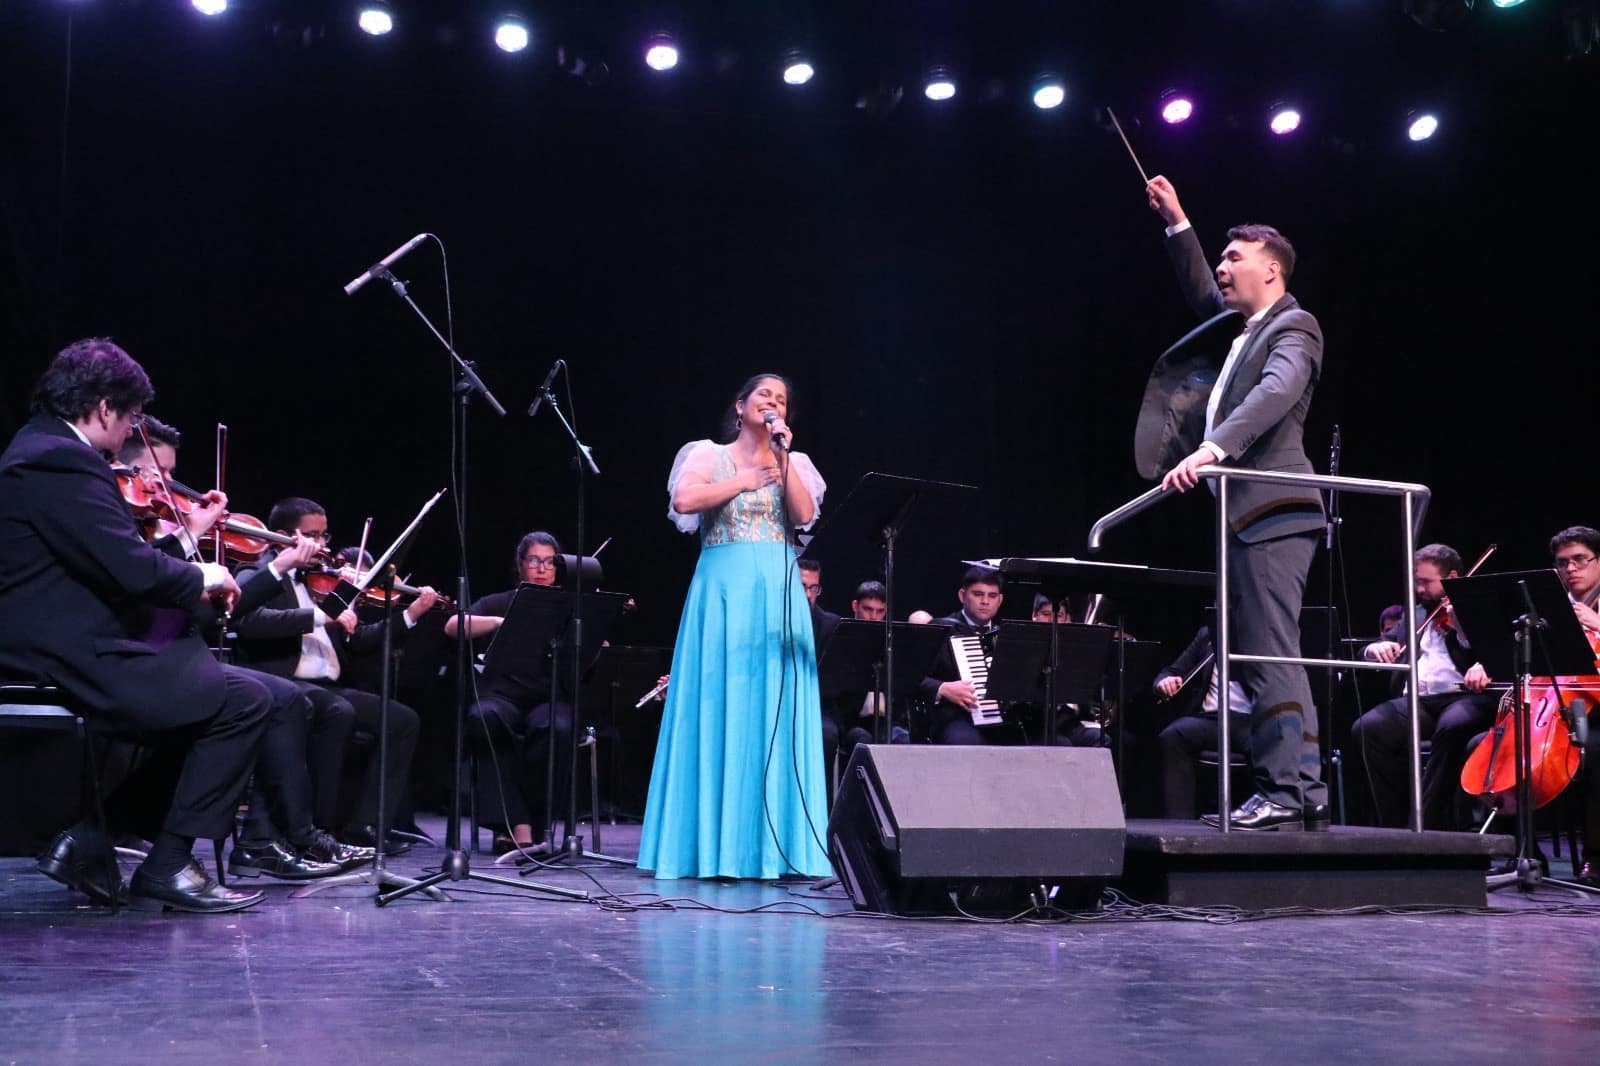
[{"xmin": 0, "ymin": 683, "xmax": 118, "ymax": 909}]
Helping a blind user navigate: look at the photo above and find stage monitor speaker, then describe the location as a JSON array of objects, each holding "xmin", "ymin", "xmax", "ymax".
[{"xmin": 827, "ymin": 744, "xmax": 1125, "ymax": 916}]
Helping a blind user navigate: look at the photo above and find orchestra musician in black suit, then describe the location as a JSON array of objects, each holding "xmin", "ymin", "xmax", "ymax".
[
  {"xmin": 919, "ymin": 565, "xmax": 1006, "ymax": 745},
  {"xmin": 1151, "ymin": 625, "xmax": 1252, "ymax": 819},
  {"xmin": 0, "ymin": 339, "xmax": 271, "ymax": 912},
  {"xmin": 827, "ymin": 581, "xmax": 911, "ymax": 762},
  {"xmin": 230, "ymin": 496, "xmax": 437, "ymax": 854}
]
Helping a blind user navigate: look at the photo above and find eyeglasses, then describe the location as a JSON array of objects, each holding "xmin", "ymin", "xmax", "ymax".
[
  {"xmin": 302, "ymin": 530, "xmax": 332, "ymax": 541},
  {"xmin": 1555, "ymin": 555, "xmax": 1596, "ymax": 571},
  {"xmin": 522, "ymin": 557, "xmax": 557, "ymax": 571},
  {"xmin": 802, "ymin": 582, "xmax": 821, "ymax": 592}
]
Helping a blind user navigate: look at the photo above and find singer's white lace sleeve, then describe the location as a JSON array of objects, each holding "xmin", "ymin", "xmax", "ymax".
[
  {"xmin": 666, "ymin": 439, "xmax": 721, "ymax": 533},
  {"xmin": 787, "ymin": 450, "xmax": 826, "ymax": 531}
]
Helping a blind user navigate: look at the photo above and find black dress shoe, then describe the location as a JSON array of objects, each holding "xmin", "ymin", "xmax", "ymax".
[
  {"xmin": 297, "ymin": 829, "xmax": 374, "ymax": 869},
  {"xmin": 1201, "ymin": 793, "xmax": 1305, "ymax": 832},
  {"xmin": 1303, "ymin": 802, "xmax": 1332, "ymax": 831},
  {"xmin": 1577, "ymin": 860, "xmax": 1600, "ymax": 887},
  {"xmin": 227, "ymin": 840, "xmax": 343, "ymax": 881},
  {"xmin": 37, "ymin": 825, "xmax": 124, "ymax": 906},
  {"xmin": 129, "ymin": 859, "xmax": 263, "ymax": 914},
  {"xmin": 341, "ymin": 825, "xmax": 412, "ymax": 856}
]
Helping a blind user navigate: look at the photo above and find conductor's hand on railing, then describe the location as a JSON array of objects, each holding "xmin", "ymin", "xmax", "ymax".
[{"xmin": 1161, "ymin": 447, "xmax": 1217, "ymax": 493}]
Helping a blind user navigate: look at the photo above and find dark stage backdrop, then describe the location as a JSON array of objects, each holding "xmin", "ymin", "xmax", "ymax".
[{"xmin": 2, "ymin": 2, "xmax": 1595, "ymax": 656}]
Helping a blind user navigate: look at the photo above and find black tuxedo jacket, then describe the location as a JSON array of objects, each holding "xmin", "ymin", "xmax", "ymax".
[
  {"xmin": 0, "ymin": 416, "xmax": 226, "ymax": 728},
  {"xmin": 1134, "ymin": 225, "xmax": 1325, "ymax": 543},
  {"xmin": 917, "ymin": 610, "xmax": 987, "ymax": 705},
  {"xmin": 229, "ymin": 550, "xmax": 407, "ymax": 679}
]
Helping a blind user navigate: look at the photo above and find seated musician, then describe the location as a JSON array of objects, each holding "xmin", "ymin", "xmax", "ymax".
[
  {"xmin": 830, "ymin": 581, "xmax": 911, "ymax": 762},
  {"xmin": 118, "ymin": 423, "xmax": 364, "ymax": 880},
  {"xmin": 230, "ymin": 497, "xmax": 436, "ymax": 855},
  {"xmin": 918, "ymin": 565, "xmax": 1007, "ymax": 745},
  {"xmin": 1031, "ymin": 593, "xmax": 1072, "ymax": 624},
  {"xmin": 1347, "ymin": 543, "xmax": 1495, "ymax": 830},
  {"xmin": 442, "ymin": 531, "xmax": 577, "ymax": 853},
  {"xmin": 1017, "ymin": 592, "xmax": 1109, "ymax": 747},
  {"xmin": 1538, "ymin": 527, "xmax": 1600, "ymax": 885},
  {"xmin": 1152, "ymin": 625, "xmax": 1252, "ymax": 819},
  {"xmin": 0, "ymin": 339, "xmax": 273, "ymax": 912}
]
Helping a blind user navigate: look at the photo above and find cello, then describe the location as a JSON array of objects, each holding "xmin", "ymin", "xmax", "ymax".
[{"xmin": 1459, "ymin": 587, "xmax": 1599, "ymax": 817}]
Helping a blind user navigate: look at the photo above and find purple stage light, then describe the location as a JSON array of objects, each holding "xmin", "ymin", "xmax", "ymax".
[
  {"xmin": 358, "ymin": 5, "xmax": 393, "ymax": 36},
  {"xmin": 1161, "ymin": 95, "xmax": 1194, "ymax": 124},
  {"xmin": 1408, "ymin": 113, "xmax": 1440, "ymax": 141},
  {"xmin": 192, "ymin": 0, "xmax": 227, "ymax": 14},
  {"xmin": 1269, "ymin": 108, "xmax": 1301, "ymax": 135},
  {"xmin": 645, "ymin": 35, "xmax": 679, "ymax": 71}
]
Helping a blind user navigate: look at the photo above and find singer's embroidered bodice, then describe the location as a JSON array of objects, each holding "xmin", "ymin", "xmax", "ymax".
[{"xmin": 699, "ymin": 446, "xmax": 789, "ymax": 547}]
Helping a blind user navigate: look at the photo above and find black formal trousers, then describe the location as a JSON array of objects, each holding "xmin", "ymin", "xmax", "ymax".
[
  {"xmin": 236, "ymin": 668, "xmax": 318, "ymax": 847},
  {"xmin": 1350, "ymin": 690, "xmax": 1500, "ymax": 829},
  {"xmin": 1227, "ymin": 528, "xmax": 1326, "ymax": 810},
  {"xmin": 1157, "ymin": 714, "xmax": 1252, "ymax": 820},
  {"xmin": 104, "ymin": 668, "xmax": 273, "ymax": 841},
  {"xmin": 467, "ymin": 695, "xmax": 573, "ymax": 833},
  {"xmin": 298, "ymin": 682, "xmax": 419, "ymax": 830}
]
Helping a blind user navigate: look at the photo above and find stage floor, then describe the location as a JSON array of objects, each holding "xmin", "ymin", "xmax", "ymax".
[{"xmin": 3, "ymin": 817, "xmax": 1599, "ymax": 1064}]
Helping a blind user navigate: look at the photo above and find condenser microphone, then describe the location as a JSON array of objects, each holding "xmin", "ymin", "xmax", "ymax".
[
  {"xmin": 343, "ymin": 233, "xmax": 429, "ymax": 296},
  {"xmin": 763, "ymin": 410, "xmax": 789, "ymax": 451},
  {"xmin": 527, "ymin": 360, "xmax": 564, "ymax": 418}
]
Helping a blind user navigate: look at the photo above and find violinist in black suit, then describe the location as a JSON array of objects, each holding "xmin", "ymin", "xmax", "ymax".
[
  {"xmin": 230, "ymin": 496, "xmax": 437, "ymax": 853},
  {"xmin": 1140, "ymin": 176, "xmax": 1328, "ymax": 831},
  {"xmin": 1349, "ymin": 544, "xmax": 1496, "ymax": 829},
  {"xmin": 1151, "ymin": 626, "xmax": 1252, "ymax": 819},
  {"xmin": 0, "ymin": 339, "xmax": 270, "ymax": 912}
]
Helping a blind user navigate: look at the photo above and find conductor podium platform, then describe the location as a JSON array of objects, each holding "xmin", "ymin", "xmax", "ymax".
[{"xmin": 1118, "ymin": 820, "xmax": 1517, "ymax": 910}]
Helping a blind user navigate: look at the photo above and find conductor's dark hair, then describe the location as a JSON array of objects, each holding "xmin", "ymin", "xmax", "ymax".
[
  {"xmin": 797, "ymin": 557, "xmax": 821, "ymax": 576},
  {"xmin": 515, "ymin": 530, "xmax": 561, "ymax": 578},
  {"xmin": 31, "ymin": 338, "xmax": 155, "ymax": 422},
  {"xmin": 1413, "ymin": 543, "xmax": 1462, "ymax": 576},
  {"xmin": 722, "ymin": 372, "xmax": 792, "ymax": 442},
  {"xmin": 854, "ymin": 580, "xmax": 887, "ymax": 603},
  {"xmin": 961, "ymin": 565, "xmax": 1002, "ymax": 590},
  {"xmin": 1226, "ymin": 224, "xmax": 1297, "ymax": 286},
  {"xmin": 116, "ymin": 414, "xmax": 181, "ymax": 465},
  {"xmin": 1550, "ymin": 526, "xmax": 1600, "ymax": 557},
  {"xmin": 268, "ymin": 497, "xmax": 326, "ymax": 533}
]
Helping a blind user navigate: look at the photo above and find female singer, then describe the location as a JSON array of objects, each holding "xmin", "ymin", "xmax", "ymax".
[{"xmin": 637, "ymin": 373, "xmax": 830, "ymax": 879}]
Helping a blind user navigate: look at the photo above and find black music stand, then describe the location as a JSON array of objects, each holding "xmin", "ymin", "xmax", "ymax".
[
  {"xmin": 1444, "ymin": 570, "xmax": 1599, "ymax": 896},
  {"xmin": 802, "ymin": 473, "xmax": 978, "ymax": 723},
  {"xmin": 818, "ymin": 620, "xmax": 952, "ymax": 743}
]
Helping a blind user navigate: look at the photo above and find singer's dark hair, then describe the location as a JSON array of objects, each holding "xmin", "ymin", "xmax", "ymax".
[
  {"xmin": 116, "ymin": 414, "xmax": 180, "ymax": 465},
  {"xmin": 722, "ymin": 372, "xmax": 792, "ymax": 443},
  {"xmin": 268, "ymin": 496, "xmax": 326, "ymax": 533},
  {"xmin": 31, "ymin": 338, "xmax": 155, "ymax": 422},
  {"xmin": 514, "ymin": 530, "xmax": 562, "ymax": 579}
]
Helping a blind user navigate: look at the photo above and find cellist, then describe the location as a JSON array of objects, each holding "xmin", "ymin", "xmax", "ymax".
[
  {"xmin": 1347, "ymin": 543, "xmax": 1498, "ymax": 829},
  {"xmin": 1546, "ymin": 526, "xmax": 1600, "ymax": 886}
]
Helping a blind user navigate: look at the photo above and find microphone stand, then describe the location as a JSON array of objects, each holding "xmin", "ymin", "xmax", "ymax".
[
  {"xmin": 1324, "ymin": 425, "xmax": 1341, "ymax": 823},
  {"xmin": 366, "ymin": 267, "xmax": 587, "ymax": 907},
  {"xmin": 525, "ymin": 376, "xmax": 631, "ymax": 869}
]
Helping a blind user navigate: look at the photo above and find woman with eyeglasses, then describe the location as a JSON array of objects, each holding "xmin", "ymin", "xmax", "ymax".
[
  {"xmin": 637, "ymin": 373, "xmax": 831, "ymax": 880},
  {"xmin": 442, "ymin": 531, "xmax": 572, "ymax": 853}
]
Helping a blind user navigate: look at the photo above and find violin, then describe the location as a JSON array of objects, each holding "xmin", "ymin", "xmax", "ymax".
[
  {"xmin": 303, "ymin": 565, "xmax": 456, "ymax": 615},
  {"xmin": 113, "ymin": 463, "xmax": 322, "ymax": 565},
  {"xmin": 1460, "ymin": 587, "xmax": 1598, "ymax": 815}
]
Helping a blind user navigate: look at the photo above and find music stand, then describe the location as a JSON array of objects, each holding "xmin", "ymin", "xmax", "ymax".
[
  {"xmin": 802, "ymin": 473, "xmax": 978, "ymax": 726},
  {"xmin": 579, "ymin": 645, "xmax": 673, "ymax": 824},
  {"xmin": 1444, "ymin": 569, "xmax": 1599, "ymax": 896},
  {"xmin": 818, "ymin": 620, "xmax": 952, "ymax": 743}
]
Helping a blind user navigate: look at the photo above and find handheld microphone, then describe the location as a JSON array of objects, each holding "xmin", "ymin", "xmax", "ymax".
[
  {"xmin": 1329, "ymin": 424, "xmax": 1341, "ymax": 475},
  {"xmin": 342, "ymin": 233, "xmax": 429, "ymax": 296},
  {"xmin": 763, "ymin": 410, "xmax": 789, "ymax": 452},
  {"xmin": 527, "ymin": 360, "xmax": 564, "ymax": 417}
]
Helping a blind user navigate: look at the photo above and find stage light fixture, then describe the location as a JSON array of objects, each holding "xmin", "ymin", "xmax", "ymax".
[
  {"xmin": 1160, "ymin": 90, "xmax": 1194, "ymax": 125},
  {"xmin": 923, "ymin": 67, "xmax": 956, "ymax": 102},
  {"xmin": 494, "ymin": 16, "xmax": 530, "ymax": 53},
  {"xmin": 1407, "ymin": 111, "xmax": 1440, "ymax": 141},
  {"xmin": 782, "ymin": 51, "xmax": 815, "ymax": 86},
  {"xmin": 191, "ymin": 0, "xmax": 227, "ymax": 14},
  {"xmin": 1490, "ymin": 0, "xmax": 1526, "ymax": 7},
  {"xmin": 357, "ymin": 4, "xmax": 393, "ymax": 36},
  {"xmin": 1403, "ymin": 0, "xmax": 1475, "ymax": 32},
  {"xmin": 1032, "ymin": 78, "xmax": 1066, "ymax": 110},
  {"xmin": 1268, "ymin": 105, "xmax": 1302, "ymax": 135},
  {"xmin": 645, "ymin": 34, "xmax": 679, "ymax": 71}
]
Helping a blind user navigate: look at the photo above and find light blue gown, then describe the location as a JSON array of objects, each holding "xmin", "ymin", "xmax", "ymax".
[{"xmin": 637, "ymin": 441, "xmax": 831, "ymax": 879}]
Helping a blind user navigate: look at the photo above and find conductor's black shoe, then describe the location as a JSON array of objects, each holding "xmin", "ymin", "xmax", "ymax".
[
  {"xmin": 1201, "ymin": 793, "xmax": 1304, "ymax": 832},
  {"xmin": 341, "ymin": 825, "xmax": 412, "ymax": 856},
  {"xmin": 129, "ymin": 859, "xmax": 264, "ymax": 914},
  {"xmin": 227, "ymin": 840, "xmax": 342, "ymax": 881},
  {"xmin": 298, "ymin": 829, "xmax": 373, "ymax": 869},
  {"xmin": 37, "ymin": 824, "xmax": 124, "ymax": 906},
  {"xmin": 1303, "ymin": 803, "xmax": 1332, "ymax": 831}
]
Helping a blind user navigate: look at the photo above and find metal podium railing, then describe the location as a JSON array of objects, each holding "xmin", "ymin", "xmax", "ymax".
[{"xmin": 1089, "ymin": 467, "xmax": 1432, "ymax": 833}]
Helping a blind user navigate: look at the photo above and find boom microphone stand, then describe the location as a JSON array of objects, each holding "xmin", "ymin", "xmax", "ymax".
[{"xmin": 351, "ymin": 260, "xmax": 586, "ymax": 907}]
